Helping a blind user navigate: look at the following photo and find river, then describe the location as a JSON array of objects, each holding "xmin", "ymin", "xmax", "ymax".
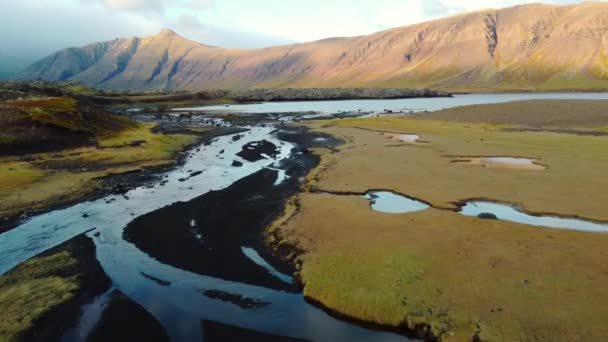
[{"xmin": 4, "ymin": 93, "xmax": 608, "ymax": 341}]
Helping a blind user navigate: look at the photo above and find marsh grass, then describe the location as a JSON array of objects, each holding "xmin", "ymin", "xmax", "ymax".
[
  {"xmin": 0, "ymin": 252, "xmax": 79, "ymax": 341},
  {"xmin": 274, "ymin": 104, "xmax": 608, "ymax": 340},
  {"xmin": 0, "ymin": 122, "xmax": 197, "ymax": 224}
]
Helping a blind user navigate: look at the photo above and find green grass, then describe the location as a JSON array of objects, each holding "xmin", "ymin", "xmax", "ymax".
[{"xmin": 0, "ymin": 252, "xmax": 80, "ymax": 341}]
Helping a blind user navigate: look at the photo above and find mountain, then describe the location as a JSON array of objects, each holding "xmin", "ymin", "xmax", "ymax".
[{"xmin": 17, "ymin": 2, "xmax": 608, "ymax": 92}]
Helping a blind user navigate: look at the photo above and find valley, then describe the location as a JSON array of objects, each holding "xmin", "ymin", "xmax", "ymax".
[{"xmin": 2, "ymin": 1, "xmax": 608, "ymax": 341}]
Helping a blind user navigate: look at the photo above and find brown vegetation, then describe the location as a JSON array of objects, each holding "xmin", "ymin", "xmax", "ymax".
[{"xmin": 269, "ymin": 101, "xmax": 608, "ymax": 340}]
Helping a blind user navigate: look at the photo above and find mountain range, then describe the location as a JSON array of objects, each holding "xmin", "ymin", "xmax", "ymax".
[{"xmin": 16, "ymin": 2, "xmax": 608, "ymax": 92}]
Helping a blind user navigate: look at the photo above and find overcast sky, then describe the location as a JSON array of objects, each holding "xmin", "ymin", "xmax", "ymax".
[{"xmin": 0, "ymin": 0, "xmax": 601, "ymax": 77}]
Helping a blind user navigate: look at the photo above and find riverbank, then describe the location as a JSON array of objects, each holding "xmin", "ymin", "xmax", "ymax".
[
  {"xmin": 269, "ymin": 100, "xmax": 608, "ymax": 341},
  {"xmin": 123, "ymin": 125, "xmax": 342, "ymax": 292},
  {"xmin": 0, "ymin": 91, "xmax": 253, "ymax": 233},
  {"xmin": 0, "ymin": 234, "xmax": 110, "ymax": 341},
  {"xmin": 1, "ymin": 120, "xmax": 409, "ymax": 341},
  {"xmin": 0, "ymin": 123, "xmax": 228, "ymax": 233}
]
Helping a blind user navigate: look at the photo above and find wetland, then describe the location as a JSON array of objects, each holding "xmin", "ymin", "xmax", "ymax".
[{"xmin": 2, "ymin": 87, "xmax": 608, "ymax": 341}]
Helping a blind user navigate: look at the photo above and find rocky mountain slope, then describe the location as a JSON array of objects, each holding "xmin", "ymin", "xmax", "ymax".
[{"xmin": 17, "ymin": 2, "xmax": 608, "ymax": 91}]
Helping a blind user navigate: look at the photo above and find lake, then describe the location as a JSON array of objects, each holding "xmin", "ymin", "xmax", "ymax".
[{"xmin": 176, "ymin": 93, "xmax": 608, "ymax": 114}]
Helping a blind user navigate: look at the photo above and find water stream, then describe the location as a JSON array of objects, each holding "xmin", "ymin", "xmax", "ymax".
[{"xmin": 0, "ymin": 126, "xmax": 410, "ymax": 342}]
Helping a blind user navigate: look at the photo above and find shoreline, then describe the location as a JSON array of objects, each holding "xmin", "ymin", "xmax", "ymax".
[
  {"xmin": 0, "ymin": 125, "xmax": 247, "ymax": 234},
  {"xmin": 267, "ymin": 114, "xmax": 608, "ymax": 341},
  {"xmin": 122, "ymin": 124, "xmax": 342, "ymax": 291},
  {"xmin": 1, "ymin": 234, "xmax": 112, "ymax": 341}
]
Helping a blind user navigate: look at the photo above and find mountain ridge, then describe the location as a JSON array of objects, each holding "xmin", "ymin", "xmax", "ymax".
[{"xmin": 17, "ymin": 2, "xmax": 608, "ymax": 91}]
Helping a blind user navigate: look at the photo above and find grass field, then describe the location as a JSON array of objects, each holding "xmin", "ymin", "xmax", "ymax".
[
  {"xmin": 0, "ymin": 235, "xmax": 109, "ymax": 341},
  {"xmin": 0, "ymin": 123, "xmax": 197, "ymax": 226},
  {"xmin": 0, "ymin": 252, "xmax": 79, "ymax": 341},
  {"xmin": 269, "ymin": 100, "xmax": 608, "ymax": 341},
  {"xmin": 413, "ymin": 100, "xmax": 608, "ymax": 129}
]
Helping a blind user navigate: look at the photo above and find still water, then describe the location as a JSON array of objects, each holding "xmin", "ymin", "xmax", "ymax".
[{"xmin": 177, "ymin": 93, "xmax": 608, "ymax": 114}]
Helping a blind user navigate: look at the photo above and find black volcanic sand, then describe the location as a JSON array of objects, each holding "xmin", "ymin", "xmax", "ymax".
[
  {"xmin": 16, "ymin": 234, "xmax": 112, "ymax": 341},
  {"xmin": 87, "ymin": 290, "xmax": 170, "ymax": 342},
  {"xmin": 0, "ymin": 126, "xmax": 248, "ymax": 234},
  {"xmin": 237, "ymin": 140, "xmax": 280, "ymax": 162},
  {"xmin": 201, "ymin": 289, "xmax": 271, "ymax": 309},
  {"xmin": 123, "ymin": 126, "xmax": 342, "ymax": 292},
  {"xmin": 201, "ymin": 320, "xmax": 309, "ymax": 342}
]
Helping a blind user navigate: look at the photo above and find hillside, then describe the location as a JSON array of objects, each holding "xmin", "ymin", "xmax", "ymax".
[
  {"xmin": 17, "ymin": 2, "xmax": 608, "ymax": 92},
  {"xmin": 0, "ymin": 83, "xmax": 136, "ymax": 155}
]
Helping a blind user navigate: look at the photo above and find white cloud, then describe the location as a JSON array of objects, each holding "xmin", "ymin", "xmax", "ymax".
[
  {"xmin": 84, "ymin": 0, "xmax": 214, "ymax": 13},
  {"xmin": 102, "ymin": 0, "xmax": 165, "ymax": 11}
]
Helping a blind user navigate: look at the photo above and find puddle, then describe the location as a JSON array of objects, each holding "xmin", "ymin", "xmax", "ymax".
[
  {"xmin": 459, "ymin": 201, "xmax": 608, "ymax": 232},
  {"xmin": 451, "ymin": 157, "xmax": 545, "ymax": 170},
  {"xmin": 383, "ymin": 133, "xmax": 420, "ymax": 144},
  {"xmin": 364, "ymin": 191, "xmax": 429, "ymax": 214}
]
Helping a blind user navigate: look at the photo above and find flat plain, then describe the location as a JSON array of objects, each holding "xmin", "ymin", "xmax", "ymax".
[{"xmin": 268, "ymin": 100, "xmax": 608, "ymax": 341}]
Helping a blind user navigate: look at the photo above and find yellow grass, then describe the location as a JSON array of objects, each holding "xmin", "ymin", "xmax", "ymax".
[
  {"xmin": 0, "ymin": 252, "xmax": 79, "ymax": 341},
  {"xmin": 271, "ymin": 103, "xmax": 608, "ymax": 341},
  {"xmin": 0, "ymin": 123, "xmax": 197, "ymax": 221}
]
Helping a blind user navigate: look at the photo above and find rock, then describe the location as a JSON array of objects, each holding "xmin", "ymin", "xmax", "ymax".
[
  {"xmin": 231, "ymin": 161, "xmax": 243, "ymax": 167},
  {"xmin": 478, "ymin": 212, "xmax": 498, "ymax": 220}
]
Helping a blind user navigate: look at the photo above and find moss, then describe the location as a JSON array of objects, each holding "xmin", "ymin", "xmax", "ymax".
[
  {"xmin": 0, "ymin": 123, "xmax": 197, "ymax": 225},
  {"xmin": 275, "ymin": 107, "xmax": 608, "ymax": 340},
  {"xmin": 0, "ymin": 162, "xmax": 44, "ymax": 191},
  {"xmin": 293, "ymin": 197, "xmax": 608, "ymax": 341},
  {"xmin": 0, "ymin": 252, "xmax": 80, "ymax": 341},
  {"xmin": 8, "ymin": 97, "xmax": 77, "ymax": 112}
]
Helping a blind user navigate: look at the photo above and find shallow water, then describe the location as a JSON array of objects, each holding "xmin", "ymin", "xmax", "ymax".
[
  {"xmin": 459, "ymin": 201, "xmax": 608, "ymax": 232},
  {"xmin": 385, "ymin": 133, "xmax": 420, "ymax": 143},
  {"xmin": 482, "ymin": 157, "xmax": 537, "ymax": 166},
  {"xmin": 176, "ymin": 93, "xmax": 608, "ymax": 114},
  {"xmin": 241, "ymin": 247, "xmax": 293, "ymax": 284},
  {"xmin": 365, "ymin": 192, "xmax": 429, "ymax": 214},
  {"xmin": 0, "ymin": 127, "xmax": 290, "ymax": 274},
  {"xmin": 0, "ymin": 126, "xmax": 411, "ymax": 342}
]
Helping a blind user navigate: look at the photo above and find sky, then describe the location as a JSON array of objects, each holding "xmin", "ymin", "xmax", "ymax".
[{"xmin": 0, "ymin": 0, "xmax": 601, "ymax": 78}]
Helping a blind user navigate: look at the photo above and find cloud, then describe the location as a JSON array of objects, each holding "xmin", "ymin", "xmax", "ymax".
[
  {"xmin": 82, "ymin": 0, "xmax": 213, "ymax": 13},
  {"xmin": 189, "ymin": 0, "xmax": 213, "ymax": 10},
  {"xmin": 421, "ymin": 0, "xmax": 466, "ymax": 17},
  {"xmin": 176, "ymin": 12, "xmax": 207, "ymax": 30},
  {"xmin": 101, "ymin": 0, "xmax": 165, "ymax": 11},
  {"xmin": 0, "ymin": 0, "xmax": 605, "ymax": 79}
]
